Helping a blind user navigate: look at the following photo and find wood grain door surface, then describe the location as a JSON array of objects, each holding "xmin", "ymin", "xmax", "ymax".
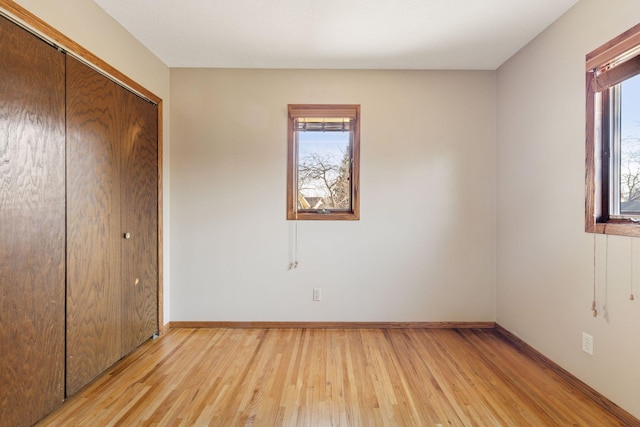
[
  {"xmin": 0, "ymin": 15, "xmax": 66, "ymax": 427},
  {"xmin": 119, "ymin": 84, "xmax": 159, "ymax": 356},
  {"xmin": 66, "ymin": 56, "xmax": 158, "ymax": 396},
  {"xmin": 66, "ymin": 56, "xmax": 123, "ymax": 396}
]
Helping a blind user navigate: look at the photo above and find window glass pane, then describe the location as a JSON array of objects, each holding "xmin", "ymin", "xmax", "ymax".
[
  {"xmin": 620, "ymin": 74, "xmax": 640, "ymax": 215},
  {"xmin": 297, "ymin": 129, "xmax": 351, "ymax": 211}
]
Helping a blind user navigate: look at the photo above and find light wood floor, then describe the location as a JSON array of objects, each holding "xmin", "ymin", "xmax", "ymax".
[{"xmin": 37, "ymin": 328, "xmax": 631, "ymax": 426}]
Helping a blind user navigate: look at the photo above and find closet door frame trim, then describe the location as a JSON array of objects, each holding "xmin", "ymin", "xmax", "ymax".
[{"xmin": 0, "ymin": 0, "xmax": 165, "ymax": 333}]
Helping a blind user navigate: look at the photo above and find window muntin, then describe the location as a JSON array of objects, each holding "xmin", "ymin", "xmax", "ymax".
[
  {"xmin": 287, "ymin": 105, "xmax": 360, "ymax": 220},
  {"xmin": 586, "ymin": 23, "xmax": 640, "ymax": 236}
]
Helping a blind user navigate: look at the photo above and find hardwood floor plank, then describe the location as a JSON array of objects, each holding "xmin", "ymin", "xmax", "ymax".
[{"xmin": 36, "ymin": 328, "xmax": 636, "ymax": 426}]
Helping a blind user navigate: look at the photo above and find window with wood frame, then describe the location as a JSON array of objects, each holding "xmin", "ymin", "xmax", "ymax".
[
  {"xmin": 287, "ymin": 104, "xmax": 360, "ymax": 220},
  {"xmin": 586, "ymin": 23, "xmax": 640, "ymax": 237}
]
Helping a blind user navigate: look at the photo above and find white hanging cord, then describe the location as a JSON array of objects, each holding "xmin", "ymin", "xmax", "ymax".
[
  {"xmin": 290, "ymin": 118, "xmax": 299, "ymax": 270},
  {"xmin": 631, "ymin": 239, "xmax": 635, "ymax": 301},
  {"xmin": 592, "ymin": 232, "xmax": 598, "ymax": 317},
  {"xmin": 291, "ymin": 211, "xmax": 299, "ymax": 270}
]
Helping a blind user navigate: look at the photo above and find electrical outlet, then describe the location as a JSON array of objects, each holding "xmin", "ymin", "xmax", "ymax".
[
  {"xmin": 313, "ymin": 288, "xmax": 321, "ymax": 301},
  {"xmin": 582, "ymin": 332, "xmax": 593, "ymax": 355}
]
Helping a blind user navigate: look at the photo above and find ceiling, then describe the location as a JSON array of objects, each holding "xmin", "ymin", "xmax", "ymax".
[{"xmin": 93, "ymin": 0, "xmax": 578, "ymax": 70}]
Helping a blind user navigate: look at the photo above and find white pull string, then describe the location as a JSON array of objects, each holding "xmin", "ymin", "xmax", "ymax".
[
  {"xmin": 290, "ymin": 118, "xmax": 299, "ymax": 270},
  {"xmin": 290, "ymin": 213, "xmax": 299, "ymax": 270},
  {"xmin": 592, "ymin": 231, "xmax": 598, "ymax": 317},
  {"xmin": 631, "ymin": 239, "xmax": 635, "ymax": 301}
]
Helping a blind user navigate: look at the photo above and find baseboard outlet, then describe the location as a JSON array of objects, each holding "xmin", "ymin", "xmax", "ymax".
[
  {"xmin": 168, "ymin": 321, "xmax": 496, "ymax": 330},
  {"xmin": 495, "ymin": 324, "xmax": 639, "ymax": 427}
]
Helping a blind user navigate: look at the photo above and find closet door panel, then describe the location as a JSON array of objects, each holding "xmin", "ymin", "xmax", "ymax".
[
  {"xmin": 66, "ymin": 56, "xmax": 122, "ymax": 396},
  {"xmin": 120, "ymin": 89, "xmax": 159, "ymax": 355},
  {"xmin": 0, "ymin": 16, "xmax": 66, "ymax": 427}
]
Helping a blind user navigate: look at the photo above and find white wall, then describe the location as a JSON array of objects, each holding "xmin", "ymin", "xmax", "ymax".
[
  {"xmin": 497, "ymin": 0, "xmax": 640, "ymax": 419},
  {"xmin": 170, "ymin": 68, "xmax": 497, "ymax": 322},
  {"xmin": 4, "ymin": 0, "xmax": 172, "ymax": 324}
]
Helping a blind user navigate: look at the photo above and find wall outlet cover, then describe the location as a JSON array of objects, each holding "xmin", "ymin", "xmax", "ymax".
[{"xmin": 582, "ymin": 332, "xmax": 593, "ymax": 355}]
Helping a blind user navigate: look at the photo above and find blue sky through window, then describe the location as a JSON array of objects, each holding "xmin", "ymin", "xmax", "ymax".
[
  {"xmin": 298, "ymin": 131, "xmax": 349, "ymax": 159},
  {"xmin": 621, "ymin": 74, "xmax": 640, "ymax": 142}
]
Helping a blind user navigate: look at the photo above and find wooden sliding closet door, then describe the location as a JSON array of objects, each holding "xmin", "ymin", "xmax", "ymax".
[
  {"xmin": 66, "ymin": 56, "xmax": 158, "ymax": 395},
  {"xmin": 0, "ymin": 16, "xmax": 66, "ymax": 427},
  {"xmin": 119, "ymin": 86, "xmax": 158, "ymax": 355},
  {"xmin": 66, "ymin": 56, "xmax": 123, "ymax": 395}
]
